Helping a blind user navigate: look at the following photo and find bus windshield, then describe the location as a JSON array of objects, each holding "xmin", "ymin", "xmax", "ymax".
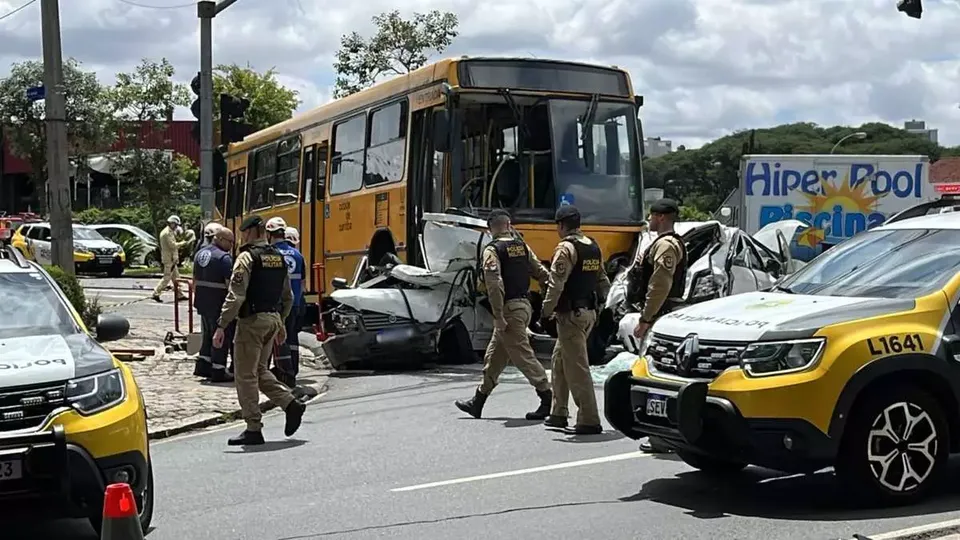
[{"xmin": 449, "ymin": 95, "xmax": 642, "ymax": 225}]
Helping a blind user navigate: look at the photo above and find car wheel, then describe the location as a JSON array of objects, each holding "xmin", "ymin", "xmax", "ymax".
[
  {"xmin": 437, "ymin": 319, "xmax": 478, "ymax": 365},
  {"xmin": 138, "ymin": 458, "xmax": 155, "ymax": 532},
  {"xmin": 675, "ymin": 449, "xmax": 747, "ymax": 475},
  {"xmin": 835, "ymin": 384, "xmax": 948, "ymax": 506}
]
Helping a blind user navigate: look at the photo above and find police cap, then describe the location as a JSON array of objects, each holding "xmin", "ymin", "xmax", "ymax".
[
  {"xmin": 239, "ymin": 215, "xmax": 264, "ymax": 231},
  {"xmin": 554, "ymin": 205, "xmax": 580, "ymax": 222},
  {"xmin": 649, "ymin": 198, "xmax": 680, "ymax": 215}
]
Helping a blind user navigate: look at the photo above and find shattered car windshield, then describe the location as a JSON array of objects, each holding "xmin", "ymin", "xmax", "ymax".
[
  {"xmin": 422, "ymin": 220, "xmax": 491, "ymax": 273},
  {"xmin": 777, "ymin": 228, "xmax": 960, "ymax": 299}
]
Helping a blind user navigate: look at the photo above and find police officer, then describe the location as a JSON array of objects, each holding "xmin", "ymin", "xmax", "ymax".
[
  {"xmin": 540, "ymin": 205, "xmax": 611, "ymax": 435},
  {"xmin": 265, "ymin": 217, "xmax": 306, "ymax": 389},
  {"xmin": 455, "ymin": 209, "xmax": 554, "ymax": 420},
  {"xmin": 193, "ymin": 224, "xmax": 236, "ymax": 382},
  {"xmin": 213, "ymin": 215, "xmax": 306, "ymax": 446},
  {"xmin": 631, "ymin": 198, "xmax": 687, "ymax": 453}
]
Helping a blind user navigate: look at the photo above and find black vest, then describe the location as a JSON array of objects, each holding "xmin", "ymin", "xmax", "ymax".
[
  {"xmin": 556, "ymin": 236, "xmax": 603, "ymax": 313},
  {"xmin": 193, "ymin": 244, "xmax": 231, "ymax": 317},
  {"xmin": 628, "ymin": 232, "xmax": 688, "ymax": 317},
  {"xmin": 238, "ymin": 243, "xmax": 287, "ymax": 318},
  {"xmin": 489, "ymin": 237, "xmax": 531, "ymax": 301}
]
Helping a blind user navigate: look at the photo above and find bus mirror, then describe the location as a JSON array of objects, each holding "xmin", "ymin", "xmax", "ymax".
[
  {"xmin": 331, "ymin": 277, "xmax": 349, "ymax": 290},
  {"xmin": 433, "ymin": 110, "xmax": 451, "ymax": 153},
  {"xmin": 634, "ymin": 95, "xmax": 643, "ymax": 108}
]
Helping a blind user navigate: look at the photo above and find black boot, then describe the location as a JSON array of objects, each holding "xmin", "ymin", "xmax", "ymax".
[
  {"xmin": 544, "ymin": 415, "xmax": 568, "ymax": 428},
  {"xmin": 227, "ymin": 430, "xmax": 265, "ymax": 446},
  {"xmin": 284, "ymin": 400, "xmax": 306, "ymax": 437},
  {"xmin": 525, "ymin": 389, "xmax": 552, "ymax": 420},
  {"xmin": 193, "ymin": 360, "xmax": 212, "ymax": 378},
  {"xmin": 209, "ymin": 369, "xmax": 234, "ymax": 383},
  {"xmin": 573, "ymin": 424, "xmax": 603, "ymax": 435},
  {"xmin": 455, "ymin": 389, "xmax": 488, "ymax": 419}
]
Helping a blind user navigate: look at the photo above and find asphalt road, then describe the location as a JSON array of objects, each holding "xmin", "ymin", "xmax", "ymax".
[
  {"xmin": 78, "ymin": 275, "xmax": 183, "ymax": 325},
  {"xmin": 10, "ymin": 365, "xmax": 960, "ymax": 540}
]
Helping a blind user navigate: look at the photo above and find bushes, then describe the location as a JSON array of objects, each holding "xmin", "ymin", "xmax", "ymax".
[
  {"xmin": 44, "ymin": 265, "xmax": 102, "ymax": 328},
  {"xmin": 74, "ymin": 204, "xmax": 201, "ymax": 237}
]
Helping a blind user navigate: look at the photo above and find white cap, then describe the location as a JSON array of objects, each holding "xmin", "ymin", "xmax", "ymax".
[
  {"xmin": 203, "ymin": 222, "xmax": 222, "ymax": 237},
  {"xmin": 167, "ymin": 215, "xmax": 181, "ymax": 225},
  {"xmin": 265, "ymin": 217, "xmax": 286, "ymax": 232},
  {"xmin": 285, "ymin": 226, "xmax": 300, "ymax": 245}
]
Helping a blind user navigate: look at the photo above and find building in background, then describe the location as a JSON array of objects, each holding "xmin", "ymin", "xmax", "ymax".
[
  {"xmin": 904, "ymin": 119, "xmax": 938, "ymax": 144},
  {"xmin": 644, "ymin": 136, "xmax": 672, "ymax": 158}
]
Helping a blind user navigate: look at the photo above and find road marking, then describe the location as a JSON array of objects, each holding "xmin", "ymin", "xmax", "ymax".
[
  {"xmin": 854, "ymin": 518, "xmax": 960, "ymax": 540},
  {"xmin": 391, "ymin": 451, "xmax": 650, "ymax": 492}
]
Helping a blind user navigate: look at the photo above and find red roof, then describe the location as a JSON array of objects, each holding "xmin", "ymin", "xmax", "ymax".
[
  {"xmin": 931, "ymin": 157, "xmax": 960, "ymax": 184},
  {"xmin": 2, "ymin": 120, "xmax": 199, "ymax": 175}
]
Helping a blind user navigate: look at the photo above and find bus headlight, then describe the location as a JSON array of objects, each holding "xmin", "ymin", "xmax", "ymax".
[
  {"xmin": 65, "ymin": 369, "xmax": 126, "ymax": 415},
  {"xmin": 740, "ymin": 338, "xmax": 825, "ymax": 377}
]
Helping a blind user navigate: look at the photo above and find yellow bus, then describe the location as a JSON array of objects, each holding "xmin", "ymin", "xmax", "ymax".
[{"xmin": 217, "ymin": 56, "xmax": 648, "ymax": 328}]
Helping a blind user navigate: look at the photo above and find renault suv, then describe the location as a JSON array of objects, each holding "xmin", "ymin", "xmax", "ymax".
[
  {"xmin": 605, "ymin": 210, "xmax": 960, "ymax": 505},
  {"xmin": 0, "ymin": 246, "xmax": 153, "ymax": 532}
]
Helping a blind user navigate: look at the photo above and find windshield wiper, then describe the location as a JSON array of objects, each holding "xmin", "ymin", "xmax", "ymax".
[
  {"xmin": 772, "ymin": 284, "xmax": 795, "ymax": 294},
  {"xmin": 579, "ymin": 93, "xmax": 600, "ymax": 144},
  {"xmin": 497, "ymin": 88, "xmax": 530, "ymax": 140}
]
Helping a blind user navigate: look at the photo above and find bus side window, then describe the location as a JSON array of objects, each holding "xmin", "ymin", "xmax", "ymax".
[
  {"xmin": 317, "ymin": 148, "xmax": 328, "ymax": 200},
  {"xmin": 365, "ymin": 100, "xmax": 407, "ymax": 186},
  {"xmin": 330, "ymin": 113, "xmax": 366, "ymax": 195},
  {"xmin": 249, "ymin": 144, "xmax": 278, "ymax": 210}
]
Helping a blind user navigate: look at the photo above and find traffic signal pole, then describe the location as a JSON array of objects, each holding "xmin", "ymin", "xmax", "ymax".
[{"xmin": 197, "ymin": 0, "xmax": 241, "ymax": 223}]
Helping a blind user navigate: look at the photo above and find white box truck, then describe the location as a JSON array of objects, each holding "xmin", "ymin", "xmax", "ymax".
[{"xmin": 720, "ymin": 154, "xmax": 934, "ymax": 261}]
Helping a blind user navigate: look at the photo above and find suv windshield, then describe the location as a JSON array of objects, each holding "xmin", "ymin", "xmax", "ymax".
[
  {"xmin": 777, "ymin": 228, "xmax": 960, "ymax": 299},
  {"xmin": 549, "ymin": 99, "xmax": 641, "ymax": 224},
  {"xmin": 74, "ymin": 227, "xmax": 106, "ymax": 241},
  {"xmin": 0, "ymin": 271, "xmax": 78, "ymax": 339}
]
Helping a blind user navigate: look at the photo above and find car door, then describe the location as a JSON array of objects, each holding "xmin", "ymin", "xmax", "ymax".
[
  {"xmin": 33, "ymin": 226, "xmax": 53, "ymax": 265},
  {"xmin": 727, "ymin": 233, "xmax": 774, "ymax": 295}
]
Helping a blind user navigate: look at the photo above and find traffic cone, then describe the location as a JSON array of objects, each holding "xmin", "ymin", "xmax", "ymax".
[{"xmin": 100, "ymin": 482, "xmax": 143, "ymax": 540}]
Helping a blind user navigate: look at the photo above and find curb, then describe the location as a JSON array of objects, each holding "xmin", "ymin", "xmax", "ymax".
[
  {"xmin": 846, "ymin": 519, "xmax": 960, "ymax": 540},
  {"xmin": 147, "ymin": 376, "xmax": 329, "ymax": 440}
]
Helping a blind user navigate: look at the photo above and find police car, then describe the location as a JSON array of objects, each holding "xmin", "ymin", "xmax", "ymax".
[
  {"xmin": 604, "ymin": 184, "xmax": 960, "ymax": 505},
  {"xmin": 0, "ymin": 246, "xmax": 153, "ymax": 533}
]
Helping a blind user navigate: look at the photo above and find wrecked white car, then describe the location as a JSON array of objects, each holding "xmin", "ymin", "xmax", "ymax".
[
  {"xmin": 588, "ymin": 219, "xmax": 809, "ymax": 364},
  {"xmin": 320, "ymin": 213, "xmax": 501, "ymax": 370}
]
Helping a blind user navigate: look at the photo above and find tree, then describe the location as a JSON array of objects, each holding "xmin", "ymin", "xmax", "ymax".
[
  {"xmin": 645, "ymin": 121, "xmax": 957, "ymax": 214},
  {"xmin": 333, "ymin": 10, "xmax": 459, "ymax": 98},
  {"xmin": 212, "ymin": 63, "xmax": 300, "ymax": 132},
  {"xmin": 107, "ymin": 58, "xmax": 193, "ymax": 234},
  {"xmin": 0, "ymin": 59, "xmax": 115, "ymax": 211}
]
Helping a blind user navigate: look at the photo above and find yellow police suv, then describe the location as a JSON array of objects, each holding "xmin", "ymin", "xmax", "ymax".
[
  {"xmin": 0, "ymin": 246, "xmax": 153, "ymax": 532},
  {"xmin": 605, "ymin": 199, "xmax": 960, "ymax": 505}
]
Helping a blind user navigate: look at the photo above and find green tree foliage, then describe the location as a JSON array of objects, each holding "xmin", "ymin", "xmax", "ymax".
[
  {"xmin": 212, "ymin": 63, "xmax": 301, "ymax": 131},
  {"xmin": 333, "ymin": 10, "xmax": 459, "ymax": 98},
  {"xmin": 106, "ymin": 58, "xmax": 195, "ymax": 235},
  {"xmin": 644, "ymin": 122, "xmax": 960, "ymax": 213},
  {"xmin": 0, "ymin": 59, "xmax": 115, "ymax": 210}
]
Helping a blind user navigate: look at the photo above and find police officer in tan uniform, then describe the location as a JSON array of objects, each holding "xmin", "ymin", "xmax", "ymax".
[
  {"xmin": 541, "ymin": 205, "xmax": 611, "ymax": 435},
  {"xmin": 213, "ymin": 215, "xmax": 306, "ymax": 446},
  {"xmin": 632, "ymin": 198, "xmax": 688, "ymax": 452},
  {"xmin": 455, "ymin": 209, "xmax": 554, "ymax": 420}
]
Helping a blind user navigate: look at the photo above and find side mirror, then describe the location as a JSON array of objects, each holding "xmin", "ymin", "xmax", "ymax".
[
  {"xmin": 634, "ymin": 95, "xmax": 643, "ymax": 108},
  {"xmin": 96, "ymin": 314, "xmax": 130, "ymax": 342},
  {"xmin": 433, "ymin": 110, "xmax": 451, "ymax": 153},
  {"xmin": 719, "ymin": 206, "xmax": 732, "ymax": 218},
  {"xmin": 331, "ymin": 277, "xmax": 349, "ymax": 290}
]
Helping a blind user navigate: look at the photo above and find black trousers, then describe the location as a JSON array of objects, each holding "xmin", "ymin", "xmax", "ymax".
[
  {"xmin": 199, "ymin": 314, "xmax": 235, "ymax": 370},
  {"xmin": 272, "ymin": 304, "xmax": 303, "ymax": 385}
]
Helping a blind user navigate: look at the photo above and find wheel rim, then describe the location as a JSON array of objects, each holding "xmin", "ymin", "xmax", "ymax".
[{"xmin": 867, "ymin": 401, "xmax": 938, "ymax": 493}]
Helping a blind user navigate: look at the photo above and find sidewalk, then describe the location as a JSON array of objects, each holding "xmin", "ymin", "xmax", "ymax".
[{"xmin": 108, "ymin": 326, "xmax": 331, "ymax": 439}]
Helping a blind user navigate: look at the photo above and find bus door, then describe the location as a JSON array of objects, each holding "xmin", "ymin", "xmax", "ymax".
[{"xmin": 299, "ymin": 142, "xmax": 327, "ymax": 303}]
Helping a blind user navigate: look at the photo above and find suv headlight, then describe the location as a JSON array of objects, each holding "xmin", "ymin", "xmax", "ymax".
[
  {"xmin": 331, "ymin": 310, "xmax": 360, "ymax": 333},
  {"xmin": 65, "ymin": 369, "xmax": 126, "ymax": 415},
  {"xmin": 739, "ymin": 338, "xmax": 825, "ymax": 377}
]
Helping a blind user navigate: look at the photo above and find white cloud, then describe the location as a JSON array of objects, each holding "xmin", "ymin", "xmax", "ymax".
[{"xmin": 1, "ymin": 0, "xmax": 958, "ymax": 148}]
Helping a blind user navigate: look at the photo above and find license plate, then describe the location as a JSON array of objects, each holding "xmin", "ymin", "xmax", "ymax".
[
  {"xmin": 0, "ymin": 459, "xmax": 23, "ymax": 481},
  {"xmin": 98, "ymin": 256, "xmax": 114, "ymax": 264},
  {"xmin": 375, "ymin": 327, "xmax": 413, "ymax": 344},
  {"xmin": 645, "ymin": 394, "xmax": 668, "ymax": 419}
]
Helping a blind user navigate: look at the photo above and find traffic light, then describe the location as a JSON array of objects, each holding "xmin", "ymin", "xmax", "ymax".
[
  {"xmin": 897, "ymin": 0, "xmax": 921, "ymax": 18},
  {"xmin": 190, "ymin": 72, "xmax": 201, "ymax": 142},
  {"xmin": 220, "ymin": 93, "xmax": 253, "ymax": 144}
]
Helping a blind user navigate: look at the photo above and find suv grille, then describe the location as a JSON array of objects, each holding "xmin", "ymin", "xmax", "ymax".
[
  {"xmin": 647, "ymin": 333, "xmax": 748, "ymax": 379},
  {"xmin": 0, "ymin": 382, "xmax": 68, "ymax": 432}
]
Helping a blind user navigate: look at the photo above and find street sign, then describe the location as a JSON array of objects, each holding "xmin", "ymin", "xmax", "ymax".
[{"xmin": 26, "ymin": 86, "xmax": 45, "ymax": 102}]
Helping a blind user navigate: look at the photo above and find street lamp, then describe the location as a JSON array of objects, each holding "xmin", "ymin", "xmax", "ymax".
[{"xmin": 830, "ymin": 131, "xmax": 868, "ymax": 154}]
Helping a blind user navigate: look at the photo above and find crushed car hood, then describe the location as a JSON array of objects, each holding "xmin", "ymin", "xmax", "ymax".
[
  {"xmin": 651, "ymin": 291, "xmax": 915, "ymax": 342},
  {"xmin": 329, "ymin": 286, "xmax": 458, "ymax": 324},
  {"xmin": 0, "ymin": 332, "xmax": 116, "ymax": 387}
]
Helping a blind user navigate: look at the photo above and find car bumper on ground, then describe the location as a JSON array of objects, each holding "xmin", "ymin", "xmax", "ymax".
[
  {"xmin": 321, "ymin": 324, "xmax": 438, "ymax": 369},
  {"xmin": 604, "ymin": 365, "xmax": 837, "ymax": 473},
  {"xmin": 0, "ymin": 426, "xmax": 147, "ymax": 521}
]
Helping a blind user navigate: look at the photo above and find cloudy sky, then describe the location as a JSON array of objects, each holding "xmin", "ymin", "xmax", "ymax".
[{"xmin": 2, "ymin": 0, "xmax": 960, "ymax": 148}]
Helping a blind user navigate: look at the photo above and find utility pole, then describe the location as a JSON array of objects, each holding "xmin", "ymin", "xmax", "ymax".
[
  {"xmin": 40, "ymin": 0, "xmax": 74, "ymax": 274},
  {"xmin": 197, "ymin": 0, "xmax": 241, "ymax": 222}
]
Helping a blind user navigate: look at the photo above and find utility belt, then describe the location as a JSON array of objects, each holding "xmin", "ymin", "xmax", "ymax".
[
  {"xmin": 238, "ymin": 304, "xmax": 280, "ymax": 319},
  {"xmin": 556, "ymin": 295, "xmax": 598, "ymax": 314},
  {"xmin": 504, "ymin": 291, "xmax": 530, "ymax": 302}
]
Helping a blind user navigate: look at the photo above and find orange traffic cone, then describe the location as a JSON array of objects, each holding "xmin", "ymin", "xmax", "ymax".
[{"xmin": 100, "ymin": 483, "xmax": 144, "ymax": 540}]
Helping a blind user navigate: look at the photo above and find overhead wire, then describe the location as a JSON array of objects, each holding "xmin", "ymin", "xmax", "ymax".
[{"xmin": 0, "ymin": 0, "xmax": 38, "ymax": 22}]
